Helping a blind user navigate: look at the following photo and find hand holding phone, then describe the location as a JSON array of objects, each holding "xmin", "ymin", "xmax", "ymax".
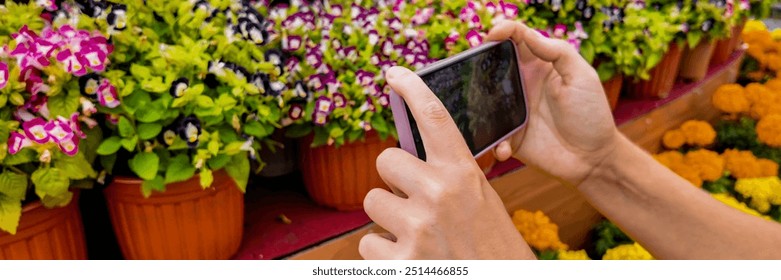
[{"xmin": 390, "ymin": 40, "xmax": 528, "ymax": 160}]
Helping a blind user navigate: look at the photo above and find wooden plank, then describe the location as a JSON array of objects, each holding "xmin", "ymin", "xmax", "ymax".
[{"xmin": 289, "ymin": 55, "xmax": 743, "ymax": 260}]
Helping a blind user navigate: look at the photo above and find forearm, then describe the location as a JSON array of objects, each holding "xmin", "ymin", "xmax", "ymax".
[{"xmin": 578, "ymin": 133, "xmax": 781, "ymax": 259}]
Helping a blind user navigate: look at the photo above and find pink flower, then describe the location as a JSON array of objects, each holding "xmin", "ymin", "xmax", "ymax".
[
  {"xmin": 356, "ymin": 70, "xmax": 375, "ymax": 86},
  {"xmin": 64, "ymin": 113, "xmax": 87, "ymax": 139},
  {"xmin": 412, "ymin": 8, "xmax": 434, "ymax": 25},
  {"xmin": 106, "ymin": 114, "xmax": 120, "ymax": 125},
  {"xmin": 333, "ymin": 93, "xmax": 347, "ymax": 108},
  {"xmin": 56, "ymin": 48, "xmax": 88, "ymax": 76},
  {"xmin": 23, "ymin": 117, "xmax": 50, "ymax": 144},
  {"xmin": 0, "ymin": 62, "xmax": 8, "ymax": 90},
  {"xmin": 486, "ymin": 2, "xmax": 498, "ymax": 14},
  {"xmin": 8, "ymin": 132, "xmax": 32, "ymax": 155},
  {"xmin": 283, "ymin": 35, "xmax": 303, "ymax": 52},
  {"xmin": 24, "ymin": 93, "xmax": 48, "ymax": 113},
  {"xmin": 740, "ymin": 0, "xmax": 750, "ymax": 10},
  {"xmin": 315, "ymin": 96, "xmax": 335, "ymax": 113},
  {"xmin": 97, "ymin": 79, "xmax": 120, "ymax": 108},
  {"xmin": 502, "ymin": 2, "xmax": 519, "ymax": 18},
  {"xmin": 289, "ymin": 103, "xmax": 304, "ymax": 120},
  {"xmin": 14, "ymin": 108, "xmax": 36, "ymax": 122},
  {"xmin": 35, "ymin": 0, "xmax": 58, "ymax": 12},
  {"xmin": 536, "ymin": 29, "xmax": 550, "ymax": 38},
  {"xmin": 44, "ymin": 118, "xmax": 74, "ymax": 144},
  {"xmin": 553, "ymin": 24, "xmax": 567, "ymax": 38},
  {"xmin": 379, "ymin": 94, "xmax": 390, "ymax": 107},
  {"xmin": 58, "ymin": 135, "xmax": 79, "ymax": 156},
  {"xmin": 387, "ymin": 17, "xmax": 403, "ymax": 31},
  {"xmin": 567, "ymin": 38, "xmax": 581, "ymax": 51},
  {"xmin": 78, "ymin": 45, "xmax": 108, "ymax": 72},
  {"xmin": 466, "ymin": 30, "xmax": 483, "ymax": 48},
  {"xmin": 312, "ymin": 111, "xmax": 328, "ymax": 126}
]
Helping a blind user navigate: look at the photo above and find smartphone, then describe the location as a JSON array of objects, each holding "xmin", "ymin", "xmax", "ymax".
[{"xmin": 390, "ymin": 40, "xmax": 528, "ymax": 160}]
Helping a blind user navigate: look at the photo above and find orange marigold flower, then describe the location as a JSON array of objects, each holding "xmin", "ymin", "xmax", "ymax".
[
  {"xmin": 680, "ymin": 120, "xmax": 717, "ymax": 146},
  {"xmin": 672, "ymin": 164, "xmax": 703, "ymax": 188},
  {"xmin": 765, "ymin": 79, "xmax": 781, "ymax": 92},
  {"xmin": 512, "ymin": 210, "xmax": 568, "ymax": 251},
  {"xmin": 745, "ymin": 83, "xmax": 776, "ymax": 105},
  {"xmin": 684, "ymin": 149, "xmax": 725, "ymax": 181},
  {"xmin": 750, "ymin": 99, "xmax": 781, "ymax": 119},
  {"xmin": 654, "ymin": 151, "xmax": 685, "ymax": 168},
  {"xmin": 756, "ymin": 114, "xmax": 781, "ymax": 147},
  {"xmin": 712, "ymin": 84, "xmax": 750, "ymax": 114},
  {"xmin": 758, "ymin": 159, "xmax": 779, "ymax": 177},
  {"xmin": 662, "ymin": 129, "xmax": 686, "ymax": 149},
  {"xmin": 723, "ymin": 149, "xmax": 764, "ymax": 179},
  {"xmin": 768, "ymin": 54, "xmax": 781, "ymax": 72}
]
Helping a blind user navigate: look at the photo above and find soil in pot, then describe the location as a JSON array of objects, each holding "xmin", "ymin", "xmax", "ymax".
[{"xmin": 104, "ymin": 170, "xmax": 244, "ymax": 260}]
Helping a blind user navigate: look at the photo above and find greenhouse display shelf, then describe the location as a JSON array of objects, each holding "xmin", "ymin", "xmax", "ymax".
[{"xmin": 236, "ymin": 51, "xmax": 744, "ymax": 260}]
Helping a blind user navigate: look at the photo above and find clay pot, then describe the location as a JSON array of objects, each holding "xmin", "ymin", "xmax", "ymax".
[
  {"xmin": 678, "ymin": 40, "xmax": 716, "ymax": 82},
  {"xmin": 602, "ymin": 74, "xmax": 624, "ymax": 111},
  {"xmin": 104, "ymin": 170, "xmax": 244, "ymax": 259},
  {"xmin": 476, "ymin": 153, "xmax": 497, "ymax": 174},
  {"xmin": 299, "ymin": 131, "xmax": 397, "ymax": 211},
  {"xmin": 626, "ymin": 43, "xmax": 684, "ymax": 99},
  {"xmin": 0, "ymin": 194, "xmax": 87, "ymax": 259},
  {"xmin": 711, "ymin": 22, "xmax": 746, "ymax": 66}
]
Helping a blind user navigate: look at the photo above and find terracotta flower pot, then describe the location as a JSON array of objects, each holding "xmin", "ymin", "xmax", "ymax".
[
  {"xmin": 626, "ymin": 43, "xmax": 684, "ymax": 99},
  {"xmin": 299, "ymin": 131, "xmax": 397, "ymax": 211},
  {"xmin": 602, "ymin": 74, "xmax": 624, "ymax": 111},
  {"xmin": 710, "ymin": 22, "xmax": 746, "ymax": 66},
  {"xmin": 475, "ymin": 153, "xmax": 497, "ymax": 174},
  {"xmin": 678, "ymin": 40, "xmax": 716, "ymax": 82},
  {"xmin": 104, "ymin": 170, "xmax": 244, "ymax": 259},
  {"xmin": 0, "ymin": 194, "xmax": 87, "ymax": 260}
]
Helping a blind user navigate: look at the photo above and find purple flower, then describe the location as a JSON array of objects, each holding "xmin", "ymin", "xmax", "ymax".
[
  {"xmin": 169, "ymin": 77, "xmax": 189, "ymax": 98},
  {"xmin": 286, "ymin": 57, "xmax": 301, "ymax": 73},
  {"xmin": 387, "ymin": 17, "xmax": 403, "ymax": 31},
  {"xmin": 25, "ymin": 93, "xmax": 48, "ymax": 113},
  {"xmin": 283, "ymin": 35, "xmax": 303, "ymax": 52},
  {"xmin": 66, "ymin": 113, "xmax": 87, "ymax": 139},
  {"xmin": 553, "ymin": 24, "xmax": 567, "ymax": 38},
  {"xmin": 58, "ymin": 135, "xmax": 79, "ymax": 156},
  {"xmin": 502, "ymin": 2, "xmax": 519, "ymax": 18},
  {"xmin": 56, "ymin": 48, "xmax": 88, "ymax": 76},
  {"xmin": 466, "ymin": 30, "xmax": 483, "ymax": 48},
  {"xmin": 8, "ymin": 132, "xmax": 31, "ymax": 155},
  {"xmin": 289, "ymin": 103, "xmax": 304, "ymax": 120},
  {"xmin": 333, "ymin": 93, "xmax": 347, "ymax": 108},
  {"xmin": 379, "ymin": 94, "xmax": 390, "ymax": 107},
  {"xmin": 368, "ymin": 30, "xmax": 380, "ymax": 46},
  {"xmin": 36, "ymin": 0, "xmax": 58, "ymax": 12},
  {"xmin": 308, "ymin": 74, "xmax": 326, "ymax": 91},
  {"xmin": 468, "ymin": 14, "xmax": 482, "ymax": 29},
  {"xmin": 78, "ymin": 44, "xmax": 108, "ymax": 72},
  {"xmin": 486, "ymin": 2, "xmax": 498, "ymax": 14},
  {"xmin": 23, "ymin": 117, "xmax": 50, "ymax": 144},
  {"xmin": 315, "ymin": 96, "xmax": 335, "ymax": 113},
  {"xmin": 97, "ymin": 79, "xmax": 120, "ymax": 108},
  {"xmin": 106, "ymin": 114, "xmax": 120, "ymax": 125},
  {"xmin": 178, "ymin": 115, "xmax": 202, "ymax": 148},
  {"xmin": 45, "ymin": 118, "xmax": 74, "ymax": 144},
  {"xmin": 292, "ymin": 81, "xmax": 310, "ymax": 99},
  {"xmin": 0, "ymin": 62, "xmax": 8, "ymax": 90},
  {"xmin": 313, "ymin": 111, "xmax": 328, "ymax": 126},
  {"xmin": 572, "ymin": 22, "xmax": 588, "ymax": 39},
  {"xmin": 381, "ymin": 39, "xmax": 395, "ymax": 56},
  {"xmin": 356, "ymin": 70, "xmax": 375, "ymax": 86},
  {"xmin": 329, "ymin": 4, "xmax": 343, "ymax": 16},
  {"xmin": 412, "ymin": 8, "xmax": 434, "ymax": 25}
]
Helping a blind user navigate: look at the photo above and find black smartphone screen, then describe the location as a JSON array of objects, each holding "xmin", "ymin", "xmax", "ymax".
[{"xmin": 409, "ymin": 40, "xmax": 527, "ymax": 160}]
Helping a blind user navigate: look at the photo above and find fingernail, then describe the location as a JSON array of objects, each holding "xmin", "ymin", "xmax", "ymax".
[{"xmin": 386, "ymin": 66, "xmax": 411, "ymax": 80}]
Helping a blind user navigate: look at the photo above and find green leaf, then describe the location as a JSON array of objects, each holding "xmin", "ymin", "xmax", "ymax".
[
  {"xmin": 141, "ymin": 176, "xmax": 166, "ymax": 198},
  {"xmin": 31, "ymin": 168, "xmax": 70, "ymax": 199},
  {"xmin": 3, "ymin": 148, "xmax": 36, "ymax": 166},
  {"xmin": 329, "ymin": 126, "xmax": 345, "ymax": 138},
  {"xmin": 118, "ymin": 117, "xmax": 136, "ymax": 137},
  {"xmin": 40, "ymin": 191, "xmax": 73, "ymax": 208},
  {"xmin": 244, "ymin": 121, "xmax": 272, "ymax": 138},
  {"xmin": 285, "ymin": 124, "xmax": 312, "ymax": 138},
  {"xmin": 54, "ymin": 152, "xmax": 97, "ymax": 180},
  {"xmin": 130, "ymin": 64, "xmax": 152, "ymax": 80},
  {"xmin": 138, "ymin": 123, "xmax": 163, "ymax": 140},
  {"xmin": 207, "ymin": 154, "xmax": 231, "ymax": 170},
  {"xmin": 200, "ymin": 168, "xmax": 213, "ymax": 189},
  {"xmin": 165, "ymin": 154, "xmax": 196, "ymax": 184},
  {"xmin": 0, "ymin": 195, "xmax": 22, "ymax": 235},
  {"xmin": 223, "ymin": 141, "xmax": 246, "ymax": 155},
  {"xmin": 371, "ymin": 114, "xmax": 389, "ymax": 134},
  {"xmin": 100, "ymin": 154, "xmax": 117, "ymax": 174},
  {"xmin": 0, "ymin": 172, "xmax": 28, "ymax": 200},
  {"xmin": 196, "ymin": 95, "xmax": 215, "ymax": 108},
  {"xmin": 216, "ymin": 94, "xmax": 237, "ymax": 109},
  {"xmin": 135, "ymin": 102, "xmax": 166, "ymax": 123},
  {"xmin": 97, "ymin": 136, "xmax": 123, "ymax": 155},
  {"xmin": 121, "ymin": 137, "xmax": 138, "ymax": 152},
  {"xmin": 47, "ymin": 89, "xmax": 80, "ymax": 119},
  {"xmin": 225, "ymin": 153, "xmax": 249, "ymax": 193},
  {"xmin": 129, "ymin": 152, "xmax": 159, "ymax": 180}
]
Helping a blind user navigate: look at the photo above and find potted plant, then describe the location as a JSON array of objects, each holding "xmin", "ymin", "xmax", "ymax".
[
  {"xmin": 676, "ymin": 0, "xmax": 730, "ymax": 81},
  {"xmin": 0, "ymin": 1, "xmax": 109, "ymax": 259},
  {"xmin": 86, "ymin": 0, "xmax": 278, "ymax": 259},
  {"xmin": 711, "ymin": 0, "xmax": 751, "ymax": 66}
]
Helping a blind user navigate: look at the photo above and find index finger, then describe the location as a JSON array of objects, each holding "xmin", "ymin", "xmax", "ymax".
[
  {"xmin": 385, "ymin": 66, "xmax": 473, "ymax": 164},
  {"xmin": 486, "ymin": 20, "xmax": 591, "ymax": 85}
]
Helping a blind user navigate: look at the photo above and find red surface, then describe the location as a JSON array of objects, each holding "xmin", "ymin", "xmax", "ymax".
[{"xmin": 236, "ymin": 50, "xmax": 744, "ymax": 260}]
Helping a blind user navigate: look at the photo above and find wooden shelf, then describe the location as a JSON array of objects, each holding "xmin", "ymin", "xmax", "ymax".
[{"xmin": 288, "ymin": 53, "xmax": 744, "ymax": 260}]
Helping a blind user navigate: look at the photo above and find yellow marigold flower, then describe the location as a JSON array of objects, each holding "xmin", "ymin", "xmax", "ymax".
[
  {"xmin": 712, "ymin": 84, "xmax": 750, "ymax": 114},
  {"xmin": 723, "ymin": 149, "xmax": 764, "ymax": 179},
  {"xmin": 734, "ymin": 177, "xmax": 781, "ymax": 213},
  {"xmin": 653, "ymin": 151, "xmax": 685, "ymax": 167},
  {"xmin": 711, "ymin": 193, "xmax": 771, "ymax": 220},
  {"xmin": 773, "ymin": 29, "xmax": 781, "ymax": 41},
  {"xmin": 684, "ymin": 150, "xmax": 725, "ymax": 182},
  {"xmin": 756, "ymin": 114, "xmax": 781, "ymax": 147},
  {"xmin": 758, "ymin": 159, "xmax": 779, "ymax": 177},
  {"xmin": 602, "ymin": 243, "xmax": 654, "ymax": 260},
  {"xmin": 557, "ymin": 250, "xmax": 591, "ymax": 260},
  {"xmin": 680, "ymin": 120, "xmax": 717, "ymax": 146},
  {"xmin": 662, "ymin": 129, "xmax": 686, "ymax": 149},
  {"xmin": 512, "ymin": 210, "xmax": 569, "ymax": 252},
  {"xmin": 743, "ymin": 20, "xmax": 768, "ymax": 34}
]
